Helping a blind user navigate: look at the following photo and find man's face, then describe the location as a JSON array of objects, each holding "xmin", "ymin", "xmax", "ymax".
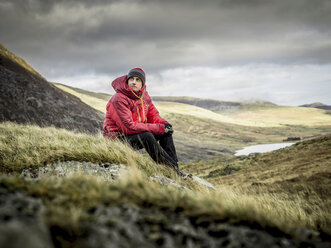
[{"xmin": 128, "ymin": 76, "xmax": 143, "ymax": 91}]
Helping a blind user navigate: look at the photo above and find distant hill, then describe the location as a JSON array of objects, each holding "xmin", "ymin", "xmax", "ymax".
[
  {"xmin": 53, "ymin": 82, "xmax": 112, "ymax": 101},
  {"xmin": 300, "ymin": 102, "xmax": 331, "ymax": 110},
  {"xmin": 152, "ymin": 96, "xmax": 276, "ymax": 112},
  {"xmin": 50, "ymin": 84, "xmax": 276, "ymax": 113},
  {"xmin": 55, "ymin": 82, "xmax": 331, "ymax": 163},
  {"xmin": 0, "ymin": 43, "xmax": 104, "ymax": 134}
]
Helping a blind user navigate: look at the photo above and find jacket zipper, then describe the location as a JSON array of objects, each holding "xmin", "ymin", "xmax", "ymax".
[
  {"xmin": 130, "ymin": 88, "xmax": 146, "ymax": 123},
  {"xmin": 137, "ymin": 106, "xmax": 141, "ymax": 122}
]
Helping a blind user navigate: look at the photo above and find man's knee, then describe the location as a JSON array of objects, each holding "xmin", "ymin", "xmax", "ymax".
[{"xmin": 138, "ymin": 132, "xmax": 156, "ymax": 143}]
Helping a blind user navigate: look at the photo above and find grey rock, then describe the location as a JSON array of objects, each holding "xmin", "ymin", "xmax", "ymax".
[
  {"xmin": 150, "ymin": 175, "xmax": 215, "ymax": 191},
  {"xmin": 21, "ymin": 161, "xmax": 127, "ymax": 181},
  {"xmin": 191, "ymin": 176, "xmax": 215, "ymax": 190},
  {"xmin": 150, "ymin": 175, "xmax": 189, "ymax": 191},
  {"xmin": 77, "ymin": 204, "xmax": 330, "ymax": 248},
  {"xmin": 292, "ymin": 227, "xmax": 321, "ymax": 241},
  {"xmin": 0, "ymin": 189, "xmax": 329, "ymax": 248},
  {"xmin": 0, "ymin": 189, "xmax": 53, "ymax": 248}
]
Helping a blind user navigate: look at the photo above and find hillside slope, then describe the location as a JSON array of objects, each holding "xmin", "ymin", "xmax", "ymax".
[
  {"xmin": 183, "ymin": 135, "xmax": 331, "ymax": 234},
  {"xmin": 54, "ymin": 83, "xmax": 331, "ymax": 162},
  {"xmin": 0, "ymin": 44, "xmax": 104, "ymax": 134},
  {"xmin": 198, "ymin": 135, "xmax": 331, "ymax": 191},
  {"xmin": 300, "ymin": 102, "xmax": 331, "ymax": 110},
  {"xmin": 152, "ymin": 96, "xmax": 276, "ymax": 113},
  {"xmin": 53, "ymin": 82, "xmax": 112, "ymax": 101},
  {"xmin": 0, "ymin": 122, "xmax": 330, "ymax": 247},
  {"xmin": 155, "ymin": 101, "xmax": 331, "ymax": 127}
]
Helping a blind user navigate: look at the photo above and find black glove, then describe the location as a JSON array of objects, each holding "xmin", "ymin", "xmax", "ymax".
[{"xmin": 164, "ymin": 123, "xmax": 173, "ymax": 136}]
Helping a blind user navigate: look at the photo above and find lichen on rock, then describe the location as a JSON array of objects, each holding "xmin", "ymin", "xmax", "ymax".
[{"xmin": 21, "ymin": 161, "xmax": 127, "ymax": 181}]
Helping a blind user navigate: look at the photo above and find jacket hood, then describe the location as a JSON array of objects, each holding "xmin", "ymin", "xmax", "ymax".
[{"xmin": 112, "ymin": 75, "xmax": 146, "ymax": 99}]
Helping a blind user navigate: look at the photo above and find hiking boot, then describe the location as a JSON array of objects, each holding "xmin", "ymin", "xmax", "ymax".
[
  {"xmin": 175, "ymin": 168, "xmax": 193, "ymax": 180},
  {"xmin": 181, "ymin": 172, "xmax": 193, "ymax": 180}
]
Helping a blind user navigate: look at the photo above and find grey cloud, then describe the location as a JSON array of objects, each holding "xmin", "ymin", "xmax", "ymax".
[
  {"xmin": 1, "ymin": 0, "xmax": 331, "ymax": 78},
  {"xmin": 1, "ymin": 0, "xmax": 123, "ymax": 13}
]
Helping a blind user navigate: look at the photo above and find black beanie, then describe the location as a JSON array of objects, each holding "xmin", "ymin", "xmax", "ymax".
[{"xmin": 127, "ymin": 68, "xmax": 146, "ymax": 85}]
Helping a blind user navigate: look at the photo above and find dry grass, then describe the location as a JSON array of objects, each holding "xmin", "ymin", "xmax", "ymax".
[
  {"xmin": 1, "ymin": 166, "xmax": 329, "ymax": 237},
  {"xmin": 209, "ymin": 135, "xmax": 331, "ymax": 187},
  {"xmin": 54, "ymin": 83, "xmax": 331, "ymax": 162},
  {"xmin": 54, "ymin": 84, "xmax": 108, "ymax": 113},
  {"xmin": 53, "ymin": 83, "xmax": 331, "ymax": 129},
  {"xmin": 223, "ymin": 106, "xmax": 331, "ymax": 127},
  {"xmin": 1, "ymin": 122, "xmax": 331, "ymax": 237},
  {"xmin": 33, "ymin": 83, "xmax": 331, "ymax": 236},
  {"xmin": 183, "ymin": 135, "xmax": 331, "ymax": 234},
  {"xmin": 0, "ymin": 122, "xmax": 177, "ymax": 179},
  {"xmin": 155, "ymin": 101, "xmax": 331, "ymax": 127},
  {"xmin": 0, "ymin": 43, "xmax": 43, "ymax": 78}
]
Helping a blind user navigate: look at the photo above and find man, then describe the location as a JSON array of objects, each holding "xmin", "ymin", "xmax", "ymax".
[{"xmin": 103, "ymin": 68, "xmax": 191, "ymax": 178}]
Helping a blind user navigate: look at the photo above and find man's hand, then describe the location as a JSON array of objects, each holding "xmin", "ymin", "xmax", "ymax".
[{"xmin": 164, "ymin": 123, "xmax": 174, "ymax": 136}]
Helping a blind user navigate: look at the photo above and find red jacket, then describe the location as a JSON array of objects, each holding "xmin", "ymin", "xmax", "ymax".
[{"xmin": 103, "ymin": 75, "xmax": 167, "ymax": 138}]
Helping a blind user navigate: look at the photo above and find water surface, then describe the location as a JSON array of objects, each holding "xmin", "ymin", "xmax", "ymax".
[{"xmin": 235, "ymin": 143, "xmax": 295, "ymax": 156}]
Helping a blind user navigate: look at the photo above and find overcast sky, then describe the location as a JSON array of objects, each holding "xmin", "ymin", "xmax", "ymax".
[{"xmin": 1, "ymin": 0, "xmax": 331, "ymax": 105}]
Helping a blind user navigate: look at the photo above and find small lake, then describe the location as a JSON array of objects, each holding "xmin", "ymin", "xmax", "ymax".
[{"xmin": 235, "ymin": 142, "xmax": 295, "ymax": 156}]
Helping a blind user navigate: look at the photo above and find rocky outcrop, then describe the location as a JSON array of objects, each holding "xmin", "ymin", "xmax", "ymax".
[
  {"xmin": 150, "ymin": 175, "xmax": 189, "ymax": 190},
  {"xmin": 77, "ymin": 204, "xmax": 330, "ymax": 248},
  {"xmin": 1, "ymin": 188, "xmax": 329, "ymax": 248},
  {"xmin": 0, "ymin": 44, "xmax": 104, "ymax": 134},
  {"xmin": 1, "ymin": 172, "xmax": 329, "ymax": 248},
  {"xmin": 1, "ymin": 191, "xmax": 328, "ymax": 248},
  {"xmin": 20, "ymin": 161, "xmax": 215, "ymax": 191},
  {"xmin": 0, "ymin": 189, "xmax": 54, "ymax": 248},
  {"xmin": 21, "ymin": 161, "xmax": 127, "ymax": 181}
]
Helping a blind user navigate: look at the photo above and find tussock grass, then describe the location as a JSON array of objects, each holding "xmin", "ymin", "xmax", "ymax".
[
  {"xmin": 0, "ymin": 122, "xmax": 173, "ymax": 178},
  {"xmin": 0, "ymin": 122, "xmax": 198, "ymax": 190},
  {"xmin": 1, "ymin": 168, "xmax": 328, "ymax": 238},
  {"xmin": 1, "ymin": 122, "xmax": 330, "ymax": 237},
  {"xmin": 182, "ymin": 135, "xmax": 331, "ymax": 234}
]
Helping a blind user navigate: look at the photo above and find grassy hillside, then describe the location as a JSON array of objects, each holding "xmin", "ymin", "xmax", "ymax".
[
  {"xmin": 182, "ymin": 135, "xmax": 331, "ymax": 188},
  {"xmin": 182, "ymin": 135, "xmax": 331, "ymax": 234},
  {"xmin": 152, "ymin": 96, "xmax": 276, "ymax": 113},
  {"xmin": 53, "ymin": 83, "xmax": 110, "ymax": 114},
  {"xmin": 1, "ymin": 122, "xmax": 330, "ymax": 246},
  {"xmin": 0, "ymin": 43, "xmax": 43, "ymax": 78},
  {"xmin": 53, "ymin": 84, "xmax": 331, "ymax": 128},
  {"xmin": 300, "ymin": 102, "xmax": 331, "ymax": 110},
  {"xmin": 156, "ymin": 101, "xmax": 331, "ymax": 127},
  {"xmin": 53, "ymin": 83, "xmax": 111, "ymax": 101},
  {"xmin": 2, "ymin": 43, "xmax": 330, "ymax": 246},
  {"xmin": 53, "ymin": 83, "xmax": 331, "ymax": 162},
  {"xmin": 220, "ymin": 105, "xmax": 331, "ymax": 127}
]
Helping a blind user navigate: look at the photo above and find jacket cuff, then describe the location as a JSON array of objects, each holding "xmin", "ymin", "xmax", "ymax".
[{"xmin": 159, "ymin": 123, "xmax": 165, "ymax": 134}]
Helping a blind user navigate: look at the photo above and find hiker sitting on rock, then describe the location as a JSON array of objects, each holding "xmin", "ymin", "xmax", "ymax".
[{"xmin": 103, "ymin": 68, "xmax": 191, "ymax": 179}]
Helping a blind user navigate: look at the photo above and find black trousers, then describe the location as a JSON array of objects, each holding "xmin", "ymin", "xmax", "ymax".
[{"xmin": 119, "ymin": 132, "xmax": 178, "ymax": 169}]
